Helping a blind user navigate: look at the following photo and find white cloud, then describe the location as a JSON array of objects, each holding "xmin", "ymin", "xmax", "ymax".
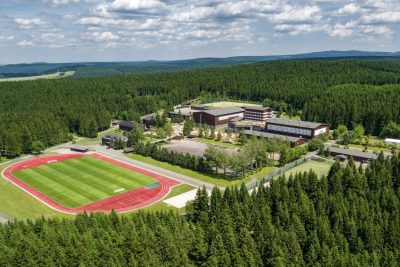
[
  {"xmin": 96, "ymin": 0, "xmax": 168, "ymax": 15},
  {"xmin": 275, "ymin": 23, "xmax": 327, "ymax": 36},
  {"xmin": 327, "ymin": 21, "xmax": 392, "ymax": 39},
  {"xmin": 362, "ymin": 11, "xmax": 400, "ymax": 24},
  {"xmin": 15, "ymin": 18, "xmax": 48, "ymax": 29},
  {"xmin": 336, "ymin": 3, "xmax": 365, "ymax": 15},
  {"xmin": 270, "ymin": 5, "xmax": 321, "ymax": 24},
  {"xmin": 0, "ymin": 35, "xmax": 14, "ymax": 41},
  {"xmin": 85, "ymin": 31, "xmax": 120, "ymax": 42},
  {"xmin": 328, "ymin": 21, "xmax": 356, "ymax": 38},
  {"xmin": 17, "ymin": 40, "xmax": 34, "ymax": 46}
]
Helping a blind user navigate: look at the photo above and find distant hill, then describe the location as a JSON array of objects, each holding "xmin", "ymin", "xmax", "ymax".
[{"xmin": 1, "ymin": 50, "xmax": 399, "ymax": 78}]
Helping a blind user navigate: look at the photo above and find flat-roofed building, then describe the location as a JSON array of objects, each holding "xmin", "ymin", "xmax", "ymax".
[
  {"xmin": 193, "ymin": 107, "xmax": 244, "ymax": 128},
  {"xmin": 244, "ymin": 106, "xmax": 275, "ymax": 122},
  {"xmin": 119, "ymin": 121, "xmax": 145, "ymax": 132},
  {"xmin": 69, "ymin": 145, "xmax": 89, "ymax": 153},
  {"xmin": 327, "ymin": 147, "xmax": 378, "ymax": 163},
  {"xmin": 244, "ymin": 130, "xmax": 306, "ymax": 147},
  {"xmin": 265, "ymin": 118, "xmax": 330, "ymax": 139},
  {"xmin": 101, "ymin": 134, "xmax": 128, "ymax": 147}
]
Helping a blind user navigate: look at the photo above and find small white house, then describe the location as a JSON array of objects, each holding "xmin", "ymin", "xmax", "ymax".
[{"xmin": 385, "ymin": 138, "xmax": 400, "ymax": 146}]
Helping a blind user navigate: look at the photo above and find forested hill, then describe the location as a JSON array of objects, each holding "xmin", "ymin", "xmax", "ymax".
[
  {"xmin": 1, "ymin": 60, "xmax": 400, "ymax": 156},
  {"xmin": 0, "ymin": 155, "xmax": 399, "ymax": 265},
  {"xmin": 1, "ymin": 50, "xmax": 399, "ymax": 78}
]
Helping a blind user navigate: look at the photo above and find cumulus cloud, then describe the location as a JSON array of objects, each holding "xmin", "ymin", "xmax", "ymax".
[
  {"xmin": 17, "ymin": 40, "xmax": 34, "ymax": 46},
  {"xmin": 0, "ymin": 35, "xmax": 14, "ymax": 41},
  {"xmin": 270, "ymin": 6, "xmax": 322, "ymax": 24},
  {"xmin": 15, "ymin": 18, "xmax": 48, "ymax": 29},
  {"xmin": 336, "ymin": 3, "xmax": 366, "ymax": 15},
  {"xmin": 362, "ymin": 11, "xmax": 400, "ymax": 24},
  {"xmin": 3, "ymin": 0, "xmax": 399, "ymax": 53},
  {"xmin": 96, "ymin": 0, "xmax": 169, "ymax": 15}
]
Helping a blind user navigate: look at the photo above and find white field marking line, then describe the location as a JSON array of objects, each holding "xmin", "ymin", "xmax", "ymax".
[{"xmin": 114, "ymin": 188, "xmax": 125, "ymax": 193}]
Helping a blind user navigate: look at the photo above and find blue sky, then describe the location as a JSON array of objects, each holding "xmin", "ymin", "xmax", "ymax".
[{"xmin": 0, "ymin": 0, "xmax": 399, "ymax": 64}]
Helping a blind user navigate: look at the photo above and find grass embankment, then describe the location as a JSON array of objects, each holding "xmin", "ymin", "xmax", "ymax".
[
  {"xmin": 12, "ymin": 156, "xmax": 157, "ymax": 208},
  {"xmin": 193, "ymin": 138, "xmax": 241, "ymax": 149},
  {"xmin": 127, "ymin": 154, "xmax": 275, "ymax": 187},
  {"xmin": 140, "ymin": 184, "xmax": 196, "ymax": 213},
  {"xmin": 347, "ymin": 144, "xmax": 396, "ymax": 153},
  {"xmin": 75, "ymin": 127, "xmax": 120, "ymax": 145}
]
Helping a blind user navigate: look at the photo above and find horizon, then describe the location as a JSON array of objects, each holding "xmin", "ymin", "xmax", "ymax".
[
  {"xmin": 1, "ymin": 49, "xmax": 400, "ymax": 66},
  {"xmin": 0, "ymin": 0, "xmax": 400, "ymax": 64}
]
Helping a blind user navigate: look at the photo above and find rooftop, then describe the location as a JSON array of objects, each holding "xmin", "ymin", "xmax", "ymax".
[
  {"xmin": 204, "ymin": 107, "xmax": 244, "ymax": 116},
  {"xmin": 266, "ymin": 118, "xmax": 329, "ymax": 129},
  {"xmin": 244, "ymin": 106, "xmax": 273, "ymax": 111},
  {"xmin": 385, "ymin": 138, "xmax": 400, "ymax": 143},
  {"xmin": 69, "ymin": 145, "xmax": 90, "ymax": 151},
  {"xmin": 327, "ymin": 147, "xmax": 378, "ymax": 160},
  {"xmin": 244, "ymin": 130, "xmax": 304, "ymax": 143},
  {"xmin": 119, "ymin": 120, "xmax": 133, "ymax": 127}
]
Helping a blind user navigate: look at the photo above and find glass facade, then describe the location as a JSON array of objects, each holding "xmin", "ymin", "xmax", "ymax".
[{"xmin": 267, "ymin": 124, "xmax": 312, "ymax": 137}]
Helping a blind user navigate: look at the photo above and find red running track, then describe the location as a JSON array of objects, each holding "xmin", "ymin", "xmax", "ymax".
[{"xmin": 2, "ymin": 153, "xmax": 180, "ymax": 214}]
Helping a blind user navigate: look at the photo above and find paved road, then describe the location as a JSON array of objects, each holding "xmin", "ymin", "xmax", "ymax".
[{"xmin": 90, "ymin": 144, "xmax": 217, "ymax": 191}]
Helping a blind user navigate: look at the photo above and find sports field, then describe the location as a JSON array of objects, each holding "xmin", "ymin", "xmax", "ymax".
[
  {"xmin": 281, "ymin": 159, "xmax": 333, "ymax": 178},
  {"xmin": 12, "ymin": 156, "xmax": 158, "ymax": 208},
  {"xmin": 201, "ymin": 101, "xmax": 262, "ymax": 109}
]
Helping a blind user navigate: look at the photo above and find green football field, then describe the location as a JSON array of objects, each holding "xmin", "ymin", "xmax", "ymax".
[{"xmin": 12, "ymin": 156, "xmax": 158, "ymax": 208}]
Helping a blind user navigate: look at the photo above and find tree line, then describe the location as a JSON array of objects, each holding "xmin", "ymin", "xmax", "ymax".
[
  {"xmin": 2, "ymin": 59, "xmax": 400, "ymax": 157},
  {"xmin": 0, "ymin": 153, "xmax": 399, "ymax": 265}
]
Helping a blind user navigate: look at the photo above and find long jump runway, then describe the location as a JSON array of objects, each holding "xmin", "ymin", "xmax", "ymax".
[{"xmin": 1, "ymin": 153, "xmax": 180, "ymax": 214}]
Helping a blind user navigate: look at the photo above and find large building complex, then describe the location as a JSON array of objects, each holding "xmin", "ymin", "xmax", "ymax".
[
  {"xmin": 244, "ymin": 106, "xmax": 275, "ymax": 122},
  {"xmin": 193, "ymin": 107, "xmax": 244, "ymax": 128},
  {"xmin": 265, "ymin": 118, "xmax": 330, "ymax": 139}
]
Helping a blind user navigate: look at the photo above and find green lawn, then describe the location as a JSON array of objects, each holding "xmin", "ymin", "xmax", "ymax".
[
  {"xmin": 0, "ymin": 71, "xmax": 75, "ymax": 82},
  {"xmin": 12, "ymin": 156, "xmax": 158, "ymax": 208},
  {"xmin": 127, "ymin": 154, "xmax": 275, "ymax": 187},
  {"xmin": 193, "ymin": 138, "xmax": 242, "ymax": 149},
  {"xmin": 278, "ymin": 160, "xmax": 333, "ymax": 179},
  {"xmin": 75, "ymin": 128, "xmax": 120, "ymax": 145},
  {"xmin": 0, "ymin": 163, "xmax": 70, "ymax": 220},
  {"xmin": 140, "ymin": 184, "xmax": 196, "ymax": 213}
]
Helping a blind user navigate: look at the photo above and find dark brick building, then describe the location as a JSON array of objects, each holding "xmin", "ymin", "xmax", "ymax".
[{"xmin": 193, "ymin": 107, "xmax": 244, "ymax": 128}]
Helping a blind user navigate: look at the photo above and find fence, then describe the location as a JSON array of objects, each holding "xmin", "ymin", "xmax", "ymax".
[{"xmin": 246, "ymin": 155, "xmax": 314, "ymax": 190}]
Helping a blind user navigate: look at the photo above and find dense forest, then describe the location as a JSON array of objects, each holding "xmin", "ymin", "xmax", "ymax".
[
  {"xmin": 1, "ymin": 60, "xmax": 400, "ymax": 157},
  {"xmin": 0, "ymin": 154, "xmax": 399, "ymax": 266}
]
